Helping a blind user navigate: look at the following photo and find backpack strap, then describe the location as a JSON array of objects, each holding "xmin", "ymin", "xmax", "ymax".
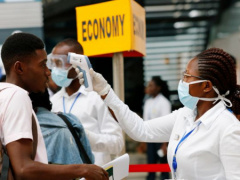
[
  {"xmin": 57, "ymin": 113, "xmax": 92, "ymax": 164},
  {"xmin": 31, "ymin": 115, "xmax": 38, "ymax": 160},
  {"xmin": 1, "ymin": 154, "xmax": 9, "ymax": 180}
]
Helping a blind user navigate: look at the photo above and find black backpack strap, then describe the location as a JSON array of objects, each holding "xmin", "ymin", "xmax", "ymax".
[
  {"xmin": 57, "ymin": 113, "xmax": 92, "ymax": 164},
  {"xmin": 31, "ymin": 115, "xmax": 38, "ymax": 159}
]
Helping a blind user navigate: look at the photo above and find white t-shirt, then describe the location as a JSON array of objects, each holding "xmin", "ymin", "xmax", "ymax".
[
  {"xmin": 143, "ymin": 93, "xmax": 171, "ymax": 120},
  {"xmin": 104, "ymin": 88, "xmax": 240, "ymax": 180},
  {"xmin": 0, "ymin": 83, "xmax": 48, "ymax": 163},
  {"xmin": 51, "ymin": 85, "xmax": 124, "ymax": 166}
]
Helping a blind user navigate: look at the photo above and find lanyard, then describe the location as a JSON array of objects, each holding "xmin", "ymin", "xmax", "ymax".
[
  {"xmin": 172, "ymin": 121, "xmax": 201, "ymax": 178},
  {"xmin": 63, "ymin": 92, "xmax": 81, "ymax": 113}
]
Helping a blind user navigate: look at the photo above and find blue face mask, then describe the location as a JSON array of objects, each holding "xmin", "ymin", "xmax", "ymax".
[
  {"xmin": 178, "ymin": 80, "xmax": 202, "ymax": 110},
  {"xmin": 178, "ymin": 80, "xmax": 233, "ymax": 110},
  {"xmin": 51, "ymin": 67, "xmax": 73, "ymax": 87}
]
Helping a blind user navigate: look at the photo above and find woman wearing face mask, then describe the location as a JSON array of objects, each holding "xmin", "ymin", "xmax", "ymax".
[{"xmin": 77, "ymin": 47, "xmax": 240, "ymax": 180}]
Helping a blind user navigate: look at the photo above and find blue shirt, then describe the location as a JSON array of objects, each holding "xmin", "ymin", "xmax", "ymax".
[{"xmin": 36, "ymin": 107, "xmax": 94, "ymax": 164}]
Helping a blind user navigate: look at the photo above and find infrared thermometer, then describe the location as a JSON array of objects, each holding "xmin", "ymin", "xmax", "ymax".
[{"xmin": 67, "ymin": 52, "xmax": 93, "ymax": 91}]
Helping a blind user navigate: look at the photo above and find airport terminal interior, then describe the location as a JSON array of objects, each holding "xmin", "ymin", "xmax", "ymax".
[{"xmin": 1, "ymin": 0, "xmax": 240, "ymax": 179}]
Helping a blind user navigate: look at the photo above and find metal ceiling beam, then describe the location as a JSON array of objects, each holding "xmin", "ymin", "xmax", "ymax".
[{"xmin": 43, "ymin": 0, "xmax": 110, "ymax": 19}]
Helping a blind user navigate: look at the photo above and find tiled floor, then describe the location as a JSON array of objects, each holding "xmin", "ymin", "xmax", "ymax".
[
  {"xmin": 127, "ymin": 153, "xmax": 156, "ymax": 180},
  {"xmin": 127, "ymin": 172, "xmax": 148, "ymax": 180}
]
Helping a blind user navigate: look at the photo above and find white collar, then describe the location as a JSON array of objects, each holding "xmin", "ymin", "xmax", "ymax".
[
  {"xmin": 182, "ymin": 101, "xmax": 227, "ymax": 129},
  {"xmin": 198, "ymin": 101, "xmax": 226, "ymax": 129}
]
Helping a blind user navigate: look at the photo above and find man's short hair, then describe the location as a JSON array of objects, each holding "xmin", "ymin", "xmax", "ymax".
[
  {"xmin": 55, "ymin": 38, "xmax": 84, "ymax": 54},
  {"xmin": 1, "ymin": 33, "xmax": 44, "ymax": 75}
]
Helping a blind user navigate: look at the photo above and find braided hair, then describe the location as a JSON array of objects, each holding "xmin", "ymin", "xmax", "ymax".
[{"xmin": 196, "ymin": 47, "xmax": 240, "ymax": 116}]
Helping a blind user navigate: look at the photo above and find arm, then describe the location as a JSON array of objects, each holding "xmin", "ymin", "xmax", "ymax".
[
  {"xmin": 101, "ymin": 94, "xmax": 117, "ymax": 122},
  {"xmin": 2, "ymin": 88, "xmax": 108, "ymax": 180},
  {"xmin": 79, "ymin": 69, "xmax": 176, "ymax": 143},
  {"xmin": 6, "ymin": 139, "xmax": 108, "ymax": 180},
  {"xmin": 160, "ymin": 142, "xmax": 168, "ymax": 156},
  {"xmin": 102, "ymin": 89, "xmax": 176, "ymax": 142}
]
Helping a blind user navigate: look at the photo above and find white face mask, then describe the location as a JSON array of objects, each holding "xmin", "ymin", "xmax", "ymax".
[{"xmin": 178, "ymin": 80, "xmax": 232, "ymax": 110}]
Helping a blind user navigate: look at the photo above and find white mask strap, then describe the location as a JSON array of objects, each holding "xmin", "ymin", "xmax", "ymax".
[
  {"xmin": 199, "ymin": 86, "xmax": 232, "ymax": 107},
  {"xmin": 186, "ymin": 80, "xmax": 232, "ymax": 107},
  {"xmin": 189, "ymin": 80, "xmax": 208, "ymax": 85},
  {"xmin": 212, "ymin": 86, "xmax": 232, "ymax": 107}
]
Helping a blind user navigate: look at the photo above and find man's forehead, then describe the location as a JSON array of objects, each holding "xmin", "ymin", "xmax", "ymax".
[
  {"xmin": 52, "ymin": 44, "xmax": 73, "ymax": 55},
  {"xmin": 50, "ymin": 53, "xmax": 67, "ymax": 57}
]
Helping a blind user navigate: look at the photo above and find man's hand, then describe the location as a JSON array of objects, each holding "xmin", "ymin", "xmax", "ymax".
[
  {"xmin": 75, "ymin": 68, "xmax": 110, "ymax": 96},
  {"xmin": 82, "ymin": 164, "xmax": 109, "ymax": 180}
]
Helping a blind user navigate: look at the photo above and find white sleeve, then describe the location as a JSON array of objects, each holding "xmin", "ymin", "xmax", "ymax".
[
  {"xmin": 86, "ymin": 94, "xmax": 124, "ymax": 155},
  {"xmin": 220, "ymin": 124, "xmax": 240, "ymax": 179},
  {"xmin": 104, "ymin": 89, "xmax": 177, "ymax": 142},
  {"xmin": 2, "ymin": 90, "xmax": 33, "ymax": 145}
]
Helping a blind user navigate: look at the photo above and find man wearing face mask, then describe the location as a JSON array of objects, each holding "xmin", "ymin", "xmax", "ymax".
[{"xmin": 49, "ymin": 39, "xmax": 124, "ymax": 166}]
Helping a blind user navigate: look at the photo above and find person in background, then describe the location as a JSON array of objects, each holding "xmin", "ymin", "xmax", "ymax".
[
  {"xmin": 142, "ymin": 84, "xmax": 150, "ymax": 105},
  {"xmin": 29, "ymin": 89, "xmax": 94, "ymax": 165},
  {"xmin": 49, "ymin": 38, "xmax": 124, "ymax": 166},
  {"xmin": 143, "ymin": 76, "xmax": 171, "ymax": 180},
  {"xmin": 0, "ymin": 32, "xmax": 108, "ymax": 180},
  {"xmin": 78, "ymin": 47, "xmax": 240, "ymax": 180}
]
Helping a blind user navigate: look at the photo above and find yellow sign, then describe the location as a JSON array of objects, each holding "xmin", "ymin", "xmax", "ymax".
[{"xmin": 76, "ymin": 0, "xmax": 146, "ymax": 57}]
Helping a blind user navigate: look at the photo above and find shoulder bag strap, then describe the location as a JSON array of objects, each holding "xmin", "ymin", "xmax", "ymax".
[
  {"xmin": 1, "ymin": 154, "xmax": 9, "ymax": 180},
  {"xmin": 31, "ymin": 115, "xmax": 38, "ymax": 160},
  {"xmin": 57, "ymin": 113, "xmax": 92, "ymax": 164}
]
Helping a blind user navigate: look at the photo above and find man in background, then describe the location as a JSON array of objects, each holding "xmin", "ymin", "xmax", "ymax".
[{"xmin": 49, "ymin": 38, "xmax": 124, "ymax": 166}]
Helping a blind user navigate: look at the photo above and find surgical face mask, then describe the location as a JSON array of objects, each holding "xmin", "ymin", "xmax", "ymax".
[
  {"xmin": 178, "ymin": 80, "xmax": 232, "ymax": 110},
  {"xmin": 51, "ymin": 67, "xmax": 73, "ymax": 87}
]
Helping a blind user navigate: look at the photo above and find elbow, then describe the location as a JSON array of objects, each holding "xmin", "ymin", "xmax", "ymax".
[
  {"xmin": 14, "ymin": 164, "xmax": 34, "ymax": 180},
  {"xmin": 14, "ymin": 168, "xmax": 26, "ymax": 180}
]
